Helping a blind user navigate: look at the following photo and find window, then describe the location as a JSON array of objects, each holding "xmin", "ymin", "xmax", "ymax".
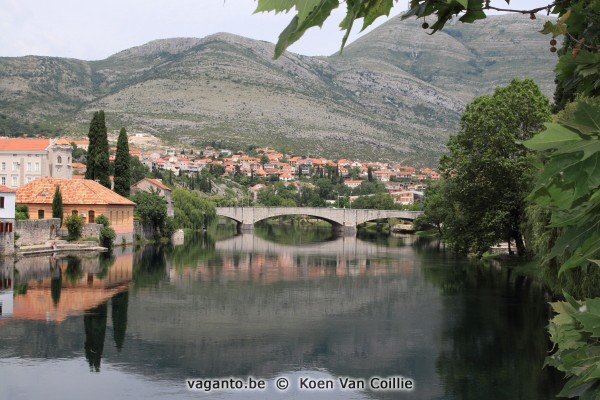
[
  {"xmin": 35, "ymin": 162, "xmax": 40, "ymax": 172},
  {"xmin": 38, "ymin": 210, "xmax": 44, "ymax": 219},
  {"xmin": 11, "ymin": 176, "xmax": 17, "ymax": 187},
  {"xmin": 72, "ymin": 210, "xmax": 78, "ymax": 216},
  {"xmin": 1, "ymin": 162, "xmax": 5, "ymax": 171},
  {"xmin": 12, "ymin": 162, "xmax": 18, "ymax": 171},
  {"xmin": 57, "ymin": 156, "xmax": 62, "ymax": 164},
  {"xmin": 26, "ymin": 162, "xmax": 31, "ymax": 172},
  {"xmin": 26, "ymin": 176, "xmax": 32, "ymax": 183},
  {"xmin": 0, "ymin": 197, "xmax": 4, "ymax": 208},
  {"xmin": 1, "ymin": 177, "xmax": 5, "ymax": 185},
  {"xmin": 88, "ymin": 210, "xmax": 95, "ymax": 223}
]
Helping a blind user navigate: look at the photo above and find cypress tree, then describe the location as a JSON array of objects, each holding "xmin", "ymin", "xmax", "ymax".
[
  {"xmin": 95, "ymin": 110, "xmax": 111, "ymax": 188},
  {"xmin": 114, "ymin": 127, "xmax": 131, "ymax": 197},
  {"xmin": 52, "ymin": 185, "xmax": 63, "ymax": 226},
  {"xmin": 85, "ymin": 112, "xmax": 99, "ymax": 180}
]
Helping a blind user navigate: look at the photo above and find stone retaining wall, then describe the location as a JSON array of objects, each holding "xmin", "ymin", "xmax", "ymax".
[{"xmin": 15, "ymin": 218, "xmax": 61, "ymax": 246}]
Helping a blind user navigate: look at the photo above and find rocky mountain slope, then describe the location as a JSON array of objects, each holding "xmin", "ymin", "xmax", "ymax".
[{"xmin": 0, "ymin": 14, "xmax": 557, "ymax": 164}]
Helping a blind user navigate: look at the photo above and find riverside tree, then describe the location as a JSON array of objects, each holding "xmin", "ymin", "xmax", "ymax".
[
  {"xmin": 85, "ymin": 110, "xmax": 110, "ymax": 188},
  {"xmin": 114, "ymin": 127, "xmax": 131, "ymax": 197},
  {"xmin": 439, "ymin": 79, "xmax": 551, "ymax": 257}
]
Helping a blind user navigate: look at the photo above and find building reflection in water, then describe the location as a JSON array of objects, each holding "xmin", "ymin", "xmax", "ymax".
[{"xmin": 5, "ymin": 248, "xmax": 133, "ymax": 371}]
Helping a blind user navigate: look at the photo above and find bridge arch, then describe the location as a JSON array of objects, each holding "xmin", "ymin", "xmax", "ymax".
[{"xmin": 215, "ymin": 207, "xmax": 422, "ymax": 236}]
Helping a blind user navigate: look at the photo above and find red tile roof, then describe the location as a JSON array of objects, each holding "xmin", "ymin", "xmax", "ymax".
[
  {"xmin": 16, "ymin": 178, "xmax": 135, "ymax": 206},
  {"xmin": 0, "ymin": 185, "xmax": 16, "ymax": 193},
  {"xmin": 132, "ymin": 178, "xmax": 171, "ymax": 191},
  {"xmin": 0, "ymin": 138, "xmax": 50, "ymax": 151}
]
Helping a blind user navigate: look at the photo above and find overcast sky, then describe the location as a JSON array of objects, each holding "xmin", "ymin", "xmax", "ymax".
[{"xmin": 1, "ymin": 0, "xmax": 553, "ymax": 60}]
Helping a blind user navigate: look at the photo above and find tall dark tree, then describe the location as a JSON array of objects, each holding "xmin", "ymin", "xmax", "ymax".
[
  {"xmin": 85, "ymin": 110, "xmax": 110, "ymax": 188},
  {"xmin": 113, "ymin": 127, "xmax": 131, "ymax": 197},
  {"xmin": 111, "ymin": 291, "xmax": 129, "ymax": 352},
  {"xmin": 84, "ymin": 112, "xmax": 99, "ymax": 180},
  {"xmin": 52, "ymin": 185, "xmax": 63, "ymax": 226},
  {"xmin": 84, "ymin": 302, "xmax": 108, "ymax": 372},
  {"xmin": 94, "ymin": 111, "xmax": 111, "ymax": 188}
]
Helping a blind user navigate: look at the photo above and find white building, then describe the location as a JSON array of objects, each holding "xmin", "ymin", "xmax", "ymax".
[
  {"xmin": 0, "ymin": 138, "xmax": 73, "ymax": 188},
  {"xmin": 0, "ymin": 185, "xmax": 15, "ymax": 256}
]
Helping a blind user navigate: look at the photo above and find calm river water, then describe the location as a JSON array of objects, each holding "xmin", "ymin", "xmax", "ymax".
[{"xmin": 0, "ymin": 226, "xmax": 563, "ymax": 399}]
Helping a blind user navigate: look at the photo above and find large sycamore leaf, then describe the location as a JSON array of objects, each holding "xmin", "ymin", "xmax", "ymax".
[
  {"xmin": 270, "ymin": 0, "xmax": 339, "ymax": 58},
  {"xmin": 255, "ymin": 0, "xmax": 323, "ymax": 26},
  {"xmin": 524, "ymin": 122, "xmax": 582, "ymax": 151}
]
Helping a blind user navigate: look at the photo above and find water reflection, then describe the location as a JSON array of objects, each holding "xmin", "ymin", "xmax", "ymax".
[{"xmin": 0, "ymin": 230, "xmax": 562, "ymax": 399}]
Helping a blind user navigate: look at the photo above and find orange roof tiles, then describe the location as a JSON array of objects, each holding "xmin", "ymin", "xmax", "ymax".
[
  {"xmin": 0, "ymin": 185, "xmax": 16, "ymax": 193},
  {"xmin": 16, "ymin": 177, "xmax": 135, "ymax": 206},
  {"xmin": 133, "ymin": 178, "xmax": 171, "ymax": 190},
  {"xmin": 0, "ymin": 138, "xmax": 50, "ymax": 151}
]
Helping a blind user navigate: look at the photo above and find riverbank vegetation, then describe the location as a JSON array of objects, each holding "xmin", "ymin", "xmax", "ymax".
[{"xmin": 255, "ymin": 0, "xmax": 600, "ymax": 396}]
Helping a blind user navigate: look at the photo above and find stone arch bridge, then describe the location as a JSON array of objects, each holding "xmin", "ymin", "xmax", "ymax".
[{"xmin": 216, "ymin": 207, "xmax": 422, "ymax": 235}]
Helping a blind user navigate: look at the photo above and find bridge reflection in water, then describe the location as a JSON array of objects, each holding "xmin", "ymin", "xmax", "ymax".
[{"xmin": 168, "ymin": 233, "xmax": 423, "ymax": 283}]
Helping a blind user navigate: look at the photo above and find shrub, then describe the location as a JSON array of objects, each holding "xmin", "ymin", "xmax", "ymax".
[
  {"xmin": 15, "ymin": 205, "xmax": 29, "ymax": 220},
  {"xmin": 65, "ymin": 214, "xmax": 83, "ymax": 241},
  {"xmin": 100, "ymin": 226, "xmax": 116, "ymax": 249}
]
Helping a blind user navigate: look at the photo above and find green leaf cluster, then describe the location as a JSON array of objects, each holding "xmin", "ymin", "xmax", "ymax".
[
  {"xmin": 525, "ymin": 100, "xmax": 600, "ymax": 275},
  {"xmin": 545, "ymin": 294, "xmax": 600, "ymax": 398},
  {"xmin": 255, "ymin": 0, "xmax": 396, "ymax": 58}
]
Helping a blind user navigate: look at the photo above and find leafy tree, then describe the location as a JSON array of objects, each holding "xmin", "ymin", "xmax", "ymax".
[
  {"xmin": 210, "ymin": 164, "xmax": 225, "ymax": 177},
  {"xmin": 417, "ymin": 179, "xmax": 450, "ymax": 235},
  {"xmin": 351, "ymin": 193, "xmax": 396, "ymax": 210},
  {"xmin": 260, "ymin": 155, "xmax": 269, "ymax": 166},
  {"xmin": 131, "ymin": 191, "xmax": 167, "ymax": 235},
  {"xmin": 172, "ymin": 188, "xmax": 216, "ymax": 230},
  {"xmin": 367, "ymin": 166, "xmax": 373, "ymax": 182},
  {"xmin": 114, "ymin": 127, "xmax": 131, "ymax": 197},
  {"xmin": 439, "ymin": 79, "xmax": 551, "ymax": 257},
  {"xmin": 353, "ymin": 180, "xmax": 386, "ymax": 196},
  {"xmin": 52, "ymin": 185, "xmax": 63, "ymax": 226}
]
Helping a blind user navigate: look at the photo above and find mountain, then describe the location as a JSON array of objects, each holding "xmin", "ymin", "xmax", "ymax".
[{"xmin": 0, "ymin": 14, "xmax": 558, "ymax": 165}]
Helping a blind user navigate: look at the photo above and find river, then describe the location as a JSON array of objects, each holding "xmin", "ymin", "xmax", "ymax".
[{"xmin": 0, "ymin": 226, "xmax": 563, "ymax": 399}]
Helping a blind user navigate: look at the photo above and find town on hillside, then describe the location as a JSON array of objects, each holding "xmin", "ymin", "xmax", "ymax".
[{"xmin": 0, "ymin": 134, "xmax": 440, "ymax": 206}]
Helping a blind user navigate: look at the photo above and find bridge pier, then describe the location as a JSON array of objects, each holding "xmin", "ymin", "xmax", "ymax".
[
  {"xmin": 333, "ymin": 225, "xmax": 357, "ymax": 236},
  {"xmin": 237, "ymin": 222, "xmax": 255, "ymax": 233}
]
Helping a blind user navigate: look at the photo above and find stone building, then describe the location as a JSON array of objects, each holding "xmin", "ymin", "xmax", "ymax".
[
  {"xmin": 16, "ymin": 178, "xmax": 135, "ymax": 243},
  {"xmin": 131, "ymin": 178, "xmax": 174, "ymax": 217},
  {"xmin": 0, "ymin": 138, "xmax": 73, "ymax": 188}
]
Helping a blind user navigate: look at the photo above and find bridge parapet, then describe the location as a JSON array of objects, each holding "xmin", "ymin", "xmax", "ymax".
[{"xmin": 215, "ymin": 207, "xmax": 422, "ymax": 236}]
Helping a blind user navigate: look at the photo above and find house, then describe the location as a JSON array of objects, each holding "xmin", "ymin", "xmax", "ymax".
[
  {"xmin": 0, "ymin": 138, "xmax": 73, "ymax": 188},
  {"xmin": 0, "ymin": 185, "xmax": 16, "ymax": 255},
  {"xmin": 16, "ymin": 178, "xmax": 136, "ymax": 243},
  {"xmin": 130, "ymin": 178, "xmax": 174, "ymax": 217},
  {"xmin": 344, "ymin": 179, "xmax": 362, "ymax": 189}
]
